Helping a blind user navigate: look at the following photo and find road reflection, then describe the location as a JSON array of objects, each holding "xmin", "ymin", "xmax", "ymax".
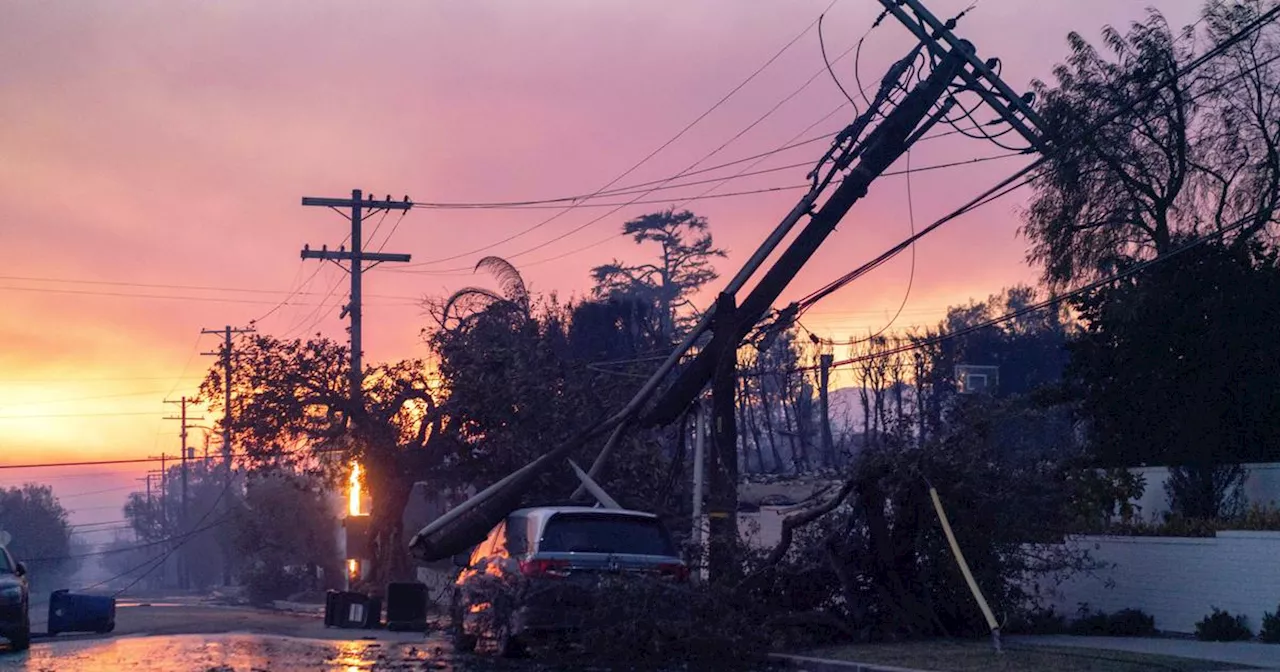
[{"xmin": 0, "ymin": 633, "xmax": 464, "ymax": 671}]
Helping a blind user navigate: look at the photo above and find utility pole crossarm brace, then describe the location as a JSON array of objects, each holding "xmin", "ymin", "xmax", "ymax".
[
  {"xmin": 300, "ymin": 248, "xmax": 411, "ymax": 263},
  {"xmin": 876, "ymin": 0, "xmax": 1051, "ymax": 152},
  {"xmin": 301, "ymin": 196, "xmax": 413, "ymax": 210},
  {"xmin": 300, "ymin": 189, "xmax": 414, "ymax": 413}
]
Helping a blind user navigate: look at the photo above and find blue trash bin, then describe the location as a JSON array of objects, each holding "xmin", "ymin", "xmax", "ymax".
[{"xmin": 48, "ymin": 589, "xmax": 116, "ymax": 635}]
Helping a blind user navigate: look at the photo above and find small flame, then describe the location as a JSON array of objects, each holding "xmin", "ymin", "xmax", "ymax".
[
  {"xmin": 348, "ymin": 558, "xmax": 359, "ymax": 579},
  {"xmin": 349, "ymin": 462, "xmax": 362, "ymax": 517}
]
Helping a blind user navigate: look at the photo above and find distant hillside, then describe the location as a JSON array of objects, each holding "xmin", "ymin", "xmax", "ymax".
[{"xmin": 827, "ymin": 384, "xmax": 913, "ymax": 434}]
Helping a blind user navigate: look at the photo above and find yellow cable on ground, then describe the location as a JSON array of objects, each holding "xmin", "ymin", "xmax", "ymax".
[{"xmin": 929, "ymin": 486, "xmax": 1002, "ymax": 651}]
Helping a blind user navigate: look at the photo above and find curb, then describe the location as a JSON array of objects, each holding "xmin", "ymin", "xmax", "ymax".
[{"xmin": 768, "ymin": 653, "xmax": 938, "ymax": 672}]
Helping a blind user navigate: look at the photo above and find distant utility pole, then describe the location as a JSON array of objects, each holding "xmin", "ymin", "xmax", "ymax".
[
  {"xmin": 146, "ymin": 460, "xmax": 168, "ymax": 524},
  {"xmin": 201, "ymin": 326, "xmax": 253, "ymax": 472},
  {"xmin": 201, "ymin": 324, "xmax": 253, "ymax": 586},
  {"xmin": 300, "ymin": 189, "xmax": 412, "ymax": 413},
  {"xmin": 164, "ymin": 397, "xmax": 205, "ymax": 522},
  {"xmin": 165, "ymin": 396, "xmax": 204, "ymax": 591},
  {"xmin": 818, "ymin": 353, "xmax": 835, "ymax": 467}
]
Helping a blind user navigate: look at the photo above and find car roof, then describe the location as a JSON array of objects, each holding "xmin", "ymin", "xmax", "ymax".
[{"xmin": 509, "ymin": 506, "xmax": 659, "ymax": 528}]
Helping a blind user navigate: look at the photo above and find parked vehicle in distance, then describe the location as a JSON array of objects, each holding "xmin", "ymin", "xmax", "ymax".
[
  {"xmin": 0, "ymin": 546, "xmax": 30, "ymax": 652},
  {"xmin": 449, "ymin": 506, "xmax": 689, "ymax": 657}
]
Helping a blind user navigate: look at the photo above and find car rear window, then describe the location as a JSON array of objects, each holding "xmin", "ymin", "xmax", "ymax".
[{"xmin": 540, "ymin": 514, "xmax": 676, "ymax": 556}]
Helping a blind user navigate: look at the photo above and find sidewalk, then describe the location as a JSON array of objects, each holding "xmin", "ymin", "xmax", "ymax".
[{"xmin": 1011, "ymin": 635, "xmax": 1280, "ymax": 670}]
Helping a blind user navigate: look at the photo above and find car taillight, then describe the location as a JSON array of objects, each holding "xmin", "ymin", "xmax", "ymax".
[
  {"xmin": 658, "ymin": 562, "xmax": 690, "ymax": 582},
  {"xmin": 520, "ymin": 558, "xmax": 570, "ymax": 578}
]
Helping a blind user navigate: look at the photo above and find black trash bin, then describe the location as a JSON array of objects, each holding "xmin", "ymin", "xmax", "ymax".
[
  {"xmin": 325, "ymin": 591, "xmax": 381, "ymax": 628},
  {"xmin": 324, "ymin": 590, "xmax": 341, "ymax": 627},
  {"xmin": 47, "ymin": 590, "xmax": 116, "ymax": 635},
  {"xmin": 385, "ymin": 582, "xmax": 429, "ymax": 631}
]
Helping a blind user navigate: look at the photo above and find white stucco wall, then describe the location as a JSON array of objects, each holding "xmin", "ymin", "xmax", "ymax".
[
  {"xmin": 1041, "ymin": 531, "xmax": 1280, "ymax": 634},
  {"xmin": 1131, "ymin": 463, "xmax": 1280, "ymax": 519}
]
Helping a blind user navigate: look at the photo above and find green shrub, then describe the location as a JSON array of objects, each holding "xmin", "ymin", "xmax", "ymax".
[
  {"xmin": 1069, "ymin": 608, "xmax": 1112, "ymax": 635},
  {"xmin": 1107, "ymin": 608, "xmax": 1157, "ymax": 636},
  {"xmin": 1195, "ymin": 608, "xmax": 1253, "ymax": 642},
  {"xmin": 241, "ymin": 563, "xmax": 308, "ymax": 606},
  {"xmin": 1089, "ymin": 504, "xmax": 1280, "ymax": 537},
  {"xmin": 1006, "ymin": 606, "xmax": 1067, "ymax": 635},
  {"xmin": 1261, "ymin": 605, "xmax": 1280, "ymax": 644},
  {"xmin": 1068, "ymin": 606, "xmax": 1156, "ymax": 636},
  {"xmin": 1238, "ymin": 504, "xmax": 1280, "ymax": 531}
]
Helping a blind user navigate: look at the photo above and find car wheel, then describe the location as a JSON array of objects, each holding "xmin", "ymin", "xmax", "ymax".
[
  {"xmin": 451, "ymin": 627, "xmax": 477, "ymax": 653},
  {"xmin": 497, "ymin": 630, "xmax": 525, "ymax": 659},
  {"xmin": 448, "ymin": 589, "xmax": 476, "ymax": 654},
  {"xmin": 497, "ymin": 616, "xmax": 525, "ymax": 659},
  {"xmin": 9, "ymin": 624, "xmax": 30, "ymax": 652}
]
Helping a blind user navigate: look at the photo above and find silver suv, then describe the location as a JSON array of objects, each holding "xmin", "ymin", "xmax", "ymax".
[
  {"xmin": 449, "ymin": 506, "xmax": 688, "ymax": 657},
  {"xmin": 0, "ymin": 546, "xmax": 29, "ymax": 652}
]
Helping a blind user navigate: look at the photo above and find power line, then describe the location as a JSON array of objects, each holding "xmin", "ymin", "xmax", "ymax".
[
  {"xmin": 0, "ymin": 455, "xmax": 162, "ymax": 465},
  {"xmin": 386, "ymin": 152, "xmax": 1025, "ymax": 276},
  {"xmin": 789, "ymin": 3, "xmax": 1280, "ymax": 322},
  {"xmin": 771, "ymin": 4, "xmax": 1280, "ymax": 368},
  {"xmin": 0, "ymin": 274, "xmax": 414, "ymax": 301},
  {"xmin": 0, "ymin": 471, "xmax": 144, "ymax": 486},
  {"xmin": 811, "ymin": 209, "xmax": 1265, "ymax": 374},
  {"xmin": 865, "ymin": 147, "xmax": 919, "ymax": 342},
  {"xmin": 0, "ymin": 411, "xmax": 162, "ymax": 420},
  {"xmin": 24, "ymin": 510, "xmax": 231, "ymax": 564},
  {"xmin": 0, "ymin": 375, "xmax": 205, "ymax": 384},
  {"xmin": 0, "ymin": 389, "xmax": 173, "ymax": 408},
  {"xmin": 68, "ymin": 519, "xmax": 131, "ymax": 528},
  {"xmin": 403, "ymin": 152, "xmax": 1023, "ymax": 212},
  {"xmin": 411, "ymin": 131, "xmax": 843, "ymax": 210},
  {"xmin": 0, "ymin": 284, "xmax": 416, "ymax": 306},
  {"xmin": 400, "ymin": 2, "xmax": 837, "ymax": 269},
  {"xmin": 56, "ymin": 485, "xmax": 144, "ymax": 499},
  {"xmin": 1, "ymin": 446, "xmax": 344, "ymax": 470}
]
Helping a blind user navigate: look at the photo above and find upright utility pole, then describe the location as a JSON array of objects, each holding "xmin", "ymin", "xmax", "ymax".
[
  {"xmin": 201, "ymin": 325, "xmax": 252, "ymax": 585},
  {"xmin": 818, "ymin": 353, "xmax": 836, "ymax": 467},
  {"xmin": 202, "ymin": 326, "xmax": 253, "ymax": 471},
  {"xmin": 300, "ymin": 190, "xmax": 412, "ymax": 413},
  {"xmin": 690, "ymin": 399, "xmax": 707, "ymax": 578},
  {"xmin": 146, "ymin": 462, "xmax": 168, "ymax": 530},
  {"xmin": 164, "ymin": 397, "xmax": 205, "ymax": 522},
  {"xmin": 165, "ymin": 396, "xmax": 204, "ymax": 590}
]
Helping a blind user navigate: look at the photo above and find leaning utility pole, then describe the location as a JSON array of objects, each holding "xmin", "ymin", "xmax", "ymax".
[
  {"xmin": 300, "ymin": 190, "xmax": 412, "ymax": 413},
  {"xmin": 644, "ymin": 50, "xmax": 968, "ymax": 427},
  {"xmin": 707, "ymin": 293, "xmax": 740, "ymax": 583},
  {"xmin": 201, "ymin": 325, "xmax": 253, "ymax": 585},
  {"xmin": 409, "ymin": 0, "xmax": 1054, "ymax": 565}
]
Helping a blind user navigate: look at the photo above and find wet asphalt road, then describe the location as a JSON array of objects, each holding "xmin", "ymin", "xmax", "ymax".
[
  {"xmin": 0, "ymin": 602, "xmax": 514, "ymax": 671},
  {"xmin": 2, "ymin": 633, "xmax": 461, "ymax": 671}
]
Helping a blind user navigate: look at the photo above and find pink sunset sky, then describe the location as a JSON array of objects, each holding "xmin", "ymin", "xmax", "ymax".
[{"xmin": 0, "ymin": 1, "xmax": 1200, "ymax": 525}]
